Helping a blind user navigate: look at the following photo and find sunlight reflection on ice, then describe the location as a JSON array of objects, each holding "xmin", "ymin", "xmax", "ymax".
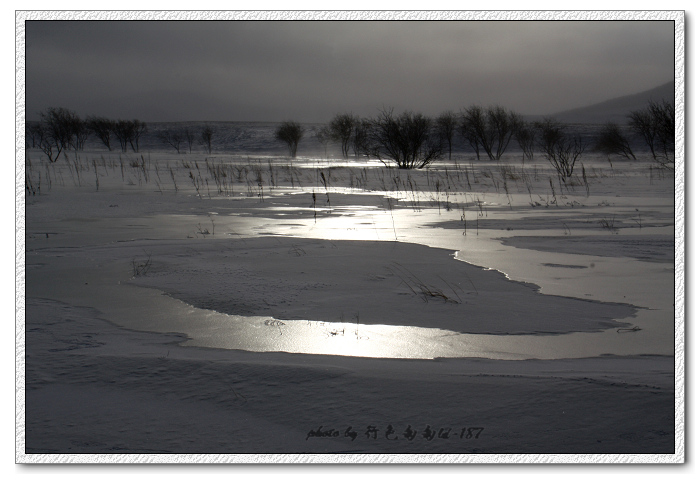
[
  {"xmin": 180, "ymin": 313, "xmax": 535, "ymax": 360},
  {"xmin": 163, "ymin": 298, "xmax": 669, "ymax": 361}
]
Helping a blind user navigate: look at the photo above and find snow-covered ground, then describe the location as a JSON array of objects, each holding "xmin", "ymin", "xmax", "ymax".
[{"xmin": 20, "ymin": 138, "xmax": 680, "ymax": 462}]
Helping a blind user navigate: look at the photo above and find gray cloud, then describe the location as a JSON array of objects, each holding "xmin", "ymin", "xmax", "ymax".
[{"xmin": 24, "ymin": 20, "xmax": 675, "ymax": 122}]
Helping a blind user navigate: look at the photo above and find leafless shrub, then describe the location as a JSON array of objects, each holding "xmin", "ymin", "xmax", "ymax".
[
  {"xmin": 594, "ymin": 122, "xmax": 636, "ymax": 160},
  {"xmin": 536, "ymin": 118, "xmax": 585, "ymax": 182},
  {"xmin": 328, "ymin": 113, "xmax": 358, "ymax": 158},
  {"xmin": 275, "ymin": 121, "xmax": 305, "ymax": 158},
  {"xmin": 459, "ymin": 105, "xmax": 519, "ymax": 160},
  {"xmin": 365, "ymin": 108, "xmax": 442, "ymax": 169},
  {"xmin": 629, "ymin": 99, "xmax": 674, "ymax": 169}
]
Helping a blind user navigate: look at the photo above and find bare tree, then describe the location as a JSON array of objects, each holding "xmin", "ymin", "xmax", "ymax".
[
  {"xmin": 184, "ymin": 128, "xmax": 196, "ymax": 153},
  {"xmin": 512, "ymin": 115, "xmax": 535, "ymax": 161},
  {"xmin": 328, "ymin": 113, "xmax": 357, "ymax": 158},
  {"xmin": 159, "ymin": 129, "xmax": 185, "ymax": 154},
  {"xmin": 459, "ymin": 106, "xmax": 484, "ymax": 160},
  {"xmin": 315, "ymin": 125, "xmax": 332, "ymax": 158},
  {"xmin": 26, "ymin": 121, "xmax": 43, "ymax": 149},
  {"xmin": 486, "ymin": 106, "xmax": 518, "ymax": 160},
  {"xmin": 112, "ymin": 120, "xmax": 133, "ymax": 152},
  {"xmin": 35, "ymin": 131, "xmax": 57, "ymax": 163},
  {"xmin": 594, "ymin": 122, "xmax": 636, "ymax": 160},
  {"xmin": 36, "ymin": 107, "xmax": 78, "ymax": 162},
  {"xmin": 460, "ymin": 105, "xmax": 519, "ymax": 160},
  {"xmin": 351, "ymin": 119, "xmax": 371, "ymax": 158},
  {"xmin": 649, "ymin": 99, "xmax": 674, "ymax": 163},
  {"xmin": 629, "ymin": 99, "xmax": 674, "ymax": 168},
  {"xmin": 200, "ymin": 125, "xmax": 215, "ymax": 154},
  {"xmin": 436, "ymin": 110, "xmax": 458, "ymax": 160},
  {"xmin": 535, "ymin": 118, "xmax": 585, "ymax": 182},
  {"xmin": 36, "ymin": 127, "xmax": 60, "ymax": 163},
  {"xmin": 275, "ymin": 121, "xmax": 305, "ymax": 158},
  {"xmin": 130, "ymin": 120, "xmax": 147, "ymax": 152},
  {"xmin": 628, "ymin": 108, "xmax": 657, "ymax": 159},
  {"xmin": 70, "ymin": 116, "xmax": 90, "ymax": 151},
  {"xmin": 110, "ymin": 119, "xmax": 147, "ymax": 152},
  {"xmin": 87, "ymin": 116, "xmax": 116, "ymax": 151},
  {"xmin": 535, "ymin": 117, "xmax": 562, "ymax": 160},
  {"xmin": 365, "ymin": 108, "xmax": 442, "ymax": 169}
]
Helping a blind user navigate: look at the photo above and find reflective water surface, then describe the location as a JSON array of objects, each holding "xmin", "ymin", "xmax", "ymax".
[
  {"xmin": 27, "ymin": 207, "xmax": 674, "ymax": 360},
  {"xmin": 25, "ymin": 158, "xmax": 676, "ymax": 361}
]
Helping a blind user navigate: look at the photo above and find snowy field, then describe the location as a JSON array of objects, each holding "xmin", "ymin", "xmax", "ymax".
[{"xmin": 20, "ymin": 127, "xmax": 679, "ymax": 462}]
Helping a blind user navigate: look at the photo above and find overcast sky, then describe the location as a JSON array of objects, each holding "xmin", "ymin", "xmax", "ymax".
[{"xmin": 24, "ymin": 20, "xmax": 675, "ymax": 123}]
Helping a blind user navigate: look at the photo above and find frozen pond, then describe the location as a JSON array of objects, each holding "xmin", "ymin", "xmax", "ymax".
[{"xmin": 25, "ymin": 152, "xmax": 676, "ymax": 361}]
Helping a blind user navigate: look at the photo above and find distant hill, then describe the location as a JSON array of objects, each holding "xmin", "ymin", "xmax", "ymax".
[{"xmin": 548, "ymin": 81, "xmax": 675, "ymax": 125}]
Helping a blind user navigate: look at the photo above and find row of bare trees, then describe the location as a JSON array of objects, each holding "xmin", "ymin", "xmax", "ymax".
[
  {"xmin": 591, "ymin": 100, "xmax": 674, "ymax": 168},
  {"xmin": 309, "ymin": 106, "xmax": 580, "ymax": 173},
  {"xmin": 296, "ymin": 98, "xmax": 673, "ymax": 173},
  {"xmin": 315, "ymin": 106, "xmax": 524, "ymax": 166},
  {"xmin": 31, "ymin": 100, "xmax": 673, "ymax": 173},
  {"xmin": 27, "ymin": 107, "xmax": 219, "ymax": 161},
  {"xmin": 158, "ymin": 125, "xmax": 216, "ymax": 154},
  {"xmin": 27, "ymin": 107, "xmax": 149, "ymax": 162}
]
